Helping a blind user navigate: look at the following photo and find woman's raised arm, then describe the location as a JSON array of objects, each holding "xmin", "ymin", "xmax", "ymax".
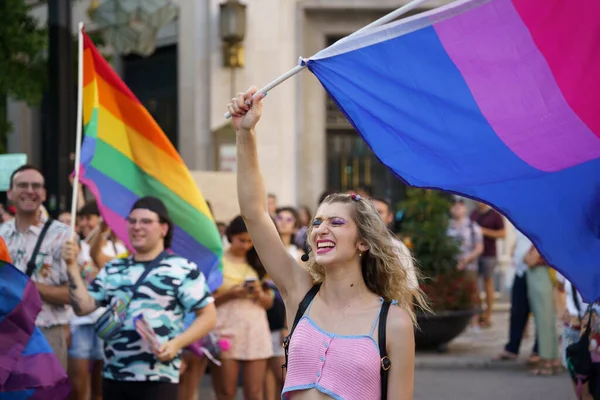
[{"xmin": 227, "ymin": 87, "xmax": 313, "ymax": 302}]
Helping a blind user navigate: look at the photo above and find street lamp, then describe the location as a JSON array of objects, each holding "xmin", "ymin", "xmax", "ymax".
[{"xmin": 219, "ymin": 0, "xmax": 246, "ymax": 68}]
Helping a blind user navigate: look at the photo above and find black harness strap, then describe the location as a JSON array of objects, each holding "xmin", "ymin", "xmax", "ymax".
[
  {"xmin": 379, "ymin": 300, "xmax": 392, "ymax": 399},
  {"xmin": 282, "ymin": 283, "xmax": 322, "ymax": 371},
  {"xmin": 26, "ymin": 218, "xmax": 54, "ymax": 277}
]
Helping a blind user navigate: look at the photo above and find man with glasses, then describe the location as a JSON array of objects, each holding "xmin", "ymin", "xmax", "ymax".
[
  {"xmin": 0, "ymin": 164, "xmax": 72, "ymax": 370},
  {"xmin": 62, "ymin": 196, "xmax": 217, "ymax": 399}
]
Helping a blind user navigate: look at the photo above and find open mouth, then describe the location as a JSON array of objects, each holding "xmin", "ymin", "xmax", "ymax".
[
  {"xmin": 316, "ymin": 240, "xmax": 335, "ymax": 254},
  {"xmin": 20, "ymin": 198, "xmax": 38, "ymax": 205},
  {"xmin": 18, "ymin": 200, "xmax": 39, "ymax": 209}
]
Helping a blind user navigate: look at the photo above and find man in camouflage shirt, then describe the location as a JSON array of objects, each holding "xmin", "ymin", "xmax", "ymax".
[{"xmin": 62, "ymin": 196, "xmax": 217, "ymax": 399}]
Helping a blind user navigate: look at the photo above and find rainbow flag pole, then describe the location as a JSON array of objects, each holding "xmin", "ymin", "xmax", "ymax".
[
  {"xmin": 72, "ymin": 24, "xmax": 223, "ymax": 290},
  {"xmin": 70, "ymin": 22, "xmax": 85, "ymax": 239}
]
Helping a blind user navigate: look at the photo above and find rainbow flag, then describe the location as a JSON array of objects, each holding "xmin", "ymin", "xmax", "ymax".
[
  {"xmin": 79, "ymin": 32, "xmax": 223, "ymax": 290},
  {"xmin": 306, "ymin": 0, "xmax": 600, "ymax": 301},
  {"xmin": 0, "ymin": 262, "xmax": 70, "ymax": 399}
]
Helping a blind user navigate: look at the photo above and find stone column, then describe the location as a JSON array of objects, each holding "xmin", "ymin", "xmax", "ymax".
[
  {"xmin": 208, "ymin": 0, "xmax": 299, "ymax": 206},
  {"xmin": 6, "ymin": 100, "xmax": 40, "ymax": 166},
  {"xmin": 178, "ymin": 0, "xmax": 212, "ymax": 170}
]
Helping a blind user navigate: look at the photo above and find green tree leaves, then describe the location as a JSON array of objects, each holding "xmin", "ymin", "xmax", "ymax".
[{"xmin": 0, "ymin": 0, "xmax": 48, "ymax": 153}]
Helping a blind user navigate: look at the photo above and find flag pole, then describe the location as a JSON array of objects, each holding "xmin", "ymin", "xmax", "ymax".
[
  {"xmin": 224, "ymin": 0, "xmax": 433, "ymax": 119},
  {"xmin": 70, "ymin": 22, "xmax": 85, "ymax": 238}
]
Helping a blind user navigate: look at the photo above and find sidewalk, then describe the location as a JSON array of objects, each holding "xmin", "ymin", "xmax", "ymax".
[{"xmin": 415, "ymin": 302, "xmax": 538, "ymax": 370}]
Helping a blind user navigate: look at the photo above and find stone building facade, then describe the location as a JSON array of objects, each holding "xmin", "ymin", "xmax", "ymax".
[{"xmin": 9, "ymin": 0, "xmax": 454, "ymax": 210}]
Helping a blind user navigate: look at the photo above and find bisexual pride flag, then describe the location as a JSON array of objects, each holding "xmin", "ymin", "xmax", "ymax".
[
  {"xmin": 0, "ymin": 261, "xmax": 70, "ymax": 399},
  {"xmin": 306, "ymin": 0, "xmax": 600, "ymax": 301}
]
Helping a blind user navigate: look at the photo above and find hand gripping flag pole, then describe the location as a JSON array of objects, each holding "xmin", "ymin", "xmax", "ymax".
[{"xmin": 224, "ymin": 0, "xmax": 433, "ymax": 119}]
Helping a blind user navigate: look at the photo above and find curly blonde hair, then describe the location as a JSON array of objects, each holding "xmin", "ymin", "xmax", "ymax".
[{"xmin": 305, "ymin": 193, "xmax": 429, "ymax": 324}]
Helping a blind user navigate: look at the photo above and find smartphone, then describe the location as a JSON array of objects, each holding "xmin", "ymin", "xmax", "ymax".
[{"xmin": 243, "ymin": 276, "xmax": 258, "ymax": 289}]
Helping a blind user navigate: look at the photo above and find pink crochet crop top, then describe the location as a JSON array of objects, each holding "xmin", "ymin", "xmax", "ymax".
[{"xmin": 281, "ymin": 299, "xmax": 384, "ymax": 400}]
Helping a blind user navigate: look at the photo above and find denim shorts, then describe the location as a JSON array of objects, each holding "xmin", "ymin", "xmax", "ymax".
[{"xmin": 68, "ymin": 324, "xmax": 104, "ymax": 360}]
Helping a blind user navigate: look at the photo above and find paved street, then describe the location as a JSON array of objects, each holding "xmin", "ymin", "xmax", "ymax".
[
  {"xmin": 414, "ymin": 369, "xmax": 573, "ymax": 400},
  {"xmin": 198, "ymin": 368, "xmax": 574, "ymax": 399},
  {"xmin": 415, "ymin": 304, "xmax": 540, "ymax": 369}
]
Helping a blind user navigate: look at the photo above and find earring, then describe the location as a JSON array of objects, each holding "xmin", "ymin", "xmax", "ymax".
[{"xmin": 359, "ymin": 252, "xmax": 363, "ymax": 257}]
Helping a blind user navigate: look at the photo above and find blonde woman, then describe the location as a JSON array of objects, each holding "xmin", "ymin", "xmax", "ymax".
[{"xmin": 227, "ymin": 87, "xmax": 427, "ymax": 400}]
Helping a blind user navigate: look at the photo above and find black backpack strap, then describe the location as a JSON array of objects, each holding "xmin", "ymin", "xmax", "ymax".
[
  {"xmin": 379, "ymin": 300, "xmax": 392, "ymax": 400},
  {"xmin": 572, "ymin": 285, "xmax": 581, "ymax": 312},
  {"xmin": 282, "ymin": 283, "xmax": 322, "ymax": 371},
  {"xmin": 128, "ymin": 251, "xmax": 168, "ymax": 297},
  {"xmin": 26, "ymin": 218, "xmax": 54, "ymax": 277},
  {"xmin": 582, "ymin": 304, "xmax": 594, "ymax": 337}
]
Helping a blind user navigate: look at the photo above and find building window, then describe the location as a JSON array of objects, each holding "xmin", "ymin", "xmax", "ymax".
[
  {"xmin": 123, "ymin": 45, "xmax": 178, "ymax": 149},
  {"xmin": 326, "ymin": 129, "xmax": 406, "ymax": 203}
]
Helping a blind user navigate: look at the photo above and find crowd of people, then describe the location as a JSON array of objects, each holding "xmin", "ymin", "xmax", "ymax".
[
  {"xmin": 0, "ymin": 85, "xmax": 598, "ymax": 400},
  {"xmin": 492, "ymin": 229, "xmax": 600, "ymax": 398},
  {"xmin": 448, "ymin": 187, "xmax": 600, "ymax": 399},
  {"xmin": 0, "ymin": 159, "xmax": 419, "ymax": 400}
]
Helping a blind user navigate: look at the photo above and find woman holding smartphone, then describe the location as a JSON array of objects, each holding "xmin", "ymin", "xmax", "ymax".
[{"xmin": 211, "ymin": 215, "xmax": 274, "ymax": 400}]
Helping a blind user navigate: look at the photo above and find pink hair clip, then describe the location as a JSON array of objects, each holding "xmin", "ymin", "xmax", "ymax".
[{"xmin": 351, "ymin": 193, "xmax": 361, "ymax": 201}]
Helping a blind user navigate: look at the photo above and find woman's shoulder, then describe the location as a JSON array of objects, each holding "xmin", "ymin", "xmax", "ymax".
[
  {"xmin": 384, "ymin": 305, "xmax": 415, "ymax": 364},
  {"xmin": 386, "ymin": 305, "xmax": 414, "ymax": 340},
  {"xmin": 222, "ymin": 256, "xmax": 253, "ymax": 270}
]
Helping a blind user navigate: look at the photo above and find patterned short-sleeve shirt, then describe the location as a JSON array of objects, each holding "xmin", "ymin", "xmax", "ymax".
[
  {"xmin": 0, "ymin": 216, "xmax": 71, "ymax": 328},
  {"xmin": 88, "ymin": 254, "xmax": 214, "ymax": 383}
]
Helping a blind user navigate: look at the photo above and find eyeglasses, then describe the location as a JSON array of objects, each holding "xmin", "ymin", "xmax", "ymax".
[
  {"xmin": 14, "ymin": 182, "xmax": 44, "ymax": 190},
  {"xmin": 276, "ymin": 215, "xmax": 295, "ymax": 223},
  {"xmin": 126, "ymin": 217, "xmax": 159, "ymax": 226}
]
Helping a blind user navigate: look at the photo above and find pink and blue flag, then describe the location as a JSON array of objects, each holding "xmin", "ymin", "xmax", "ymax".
[
  {"xmin": 0, "ymin": 262, "xmax": 70, "ymax": 399},
  {"xmin": 306, "ymin": 0, "xmax": 600, "ymax": 301}
]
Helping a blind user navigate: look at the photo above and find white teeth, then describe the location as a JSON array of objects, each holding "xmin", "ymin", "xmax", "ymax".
[{"xmin": 317, "ymin": 242, "xmax": 335, "ymax": 249}]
